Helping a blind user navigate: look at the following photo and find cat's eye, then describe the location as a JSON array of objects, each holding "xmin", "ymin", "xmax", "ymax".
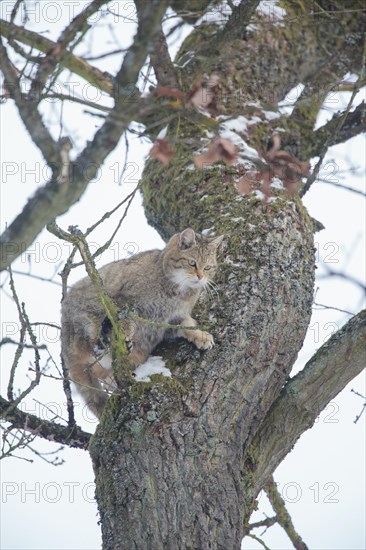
[
  {"xmin": 204, "ymin": 266, "xmax": 212, "ymax": 271},
  {"xmin": 188, "ymin": 259, "xmax": 197, "ymax": 267}
]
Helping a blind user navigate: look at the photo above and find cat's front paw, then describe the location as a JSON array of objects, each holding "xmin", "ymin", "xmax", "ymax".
[{"xmin": 191, "ymin": 330, "xmax": 214, "ymax": 350}]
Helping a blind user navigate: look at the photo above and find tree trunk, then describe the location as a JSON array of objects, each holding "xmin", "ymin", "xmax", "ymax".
[
  {"xmin": 88, "ymin": 3, "xmax": 365, "ymax": 548},
  {"xmin": 89, "ymin": 162, "xmax": 315, "ymax": 548}
]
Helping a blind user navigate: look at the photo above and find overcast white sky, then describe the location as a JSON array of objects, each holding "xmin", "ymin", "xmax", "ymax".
[{"xmin": 0, "ymin": 2, "xmax": 365, "ymax": 549}]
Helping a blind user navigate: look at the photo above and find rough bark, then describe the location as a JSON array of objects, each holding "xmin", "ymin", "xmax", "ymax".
[
  {"xmin": 1, "ymin": 1, "xmax": 365, "ymax": 548},
  {"xmin": 88, "ymin": 3, "xmax": 365, "ymax": 548},
  {"xmin": 90, "ymin": 190, "xmax": 315, "ymax": 548}
]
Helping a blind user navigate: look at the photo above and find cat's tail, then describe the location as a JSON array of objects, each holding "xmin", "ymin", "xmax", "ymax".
[{"xmin": 63, "ymin": 345, "xmax": 108, "ymax": 420}]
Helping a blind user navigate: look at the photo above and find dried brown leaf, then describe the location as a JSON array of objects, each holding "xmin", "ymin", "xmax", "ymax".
[
  {"xmin": 156, "ymin": 86, "xmax": 186, "ymax": 100},
  {"xmin": 188, "ymin": 74, "xmax": 220, "ymax": 116},
  {"xmin": 194, "ymin": 137, "xmax": 238, "ymax": 169},
  {"xmin": 264, "ymin": 134, "xmax": 311, "ymax": 195},
  {"xmin": 149, "ymin": 139, "xmax": 174, "ymax": 165}
]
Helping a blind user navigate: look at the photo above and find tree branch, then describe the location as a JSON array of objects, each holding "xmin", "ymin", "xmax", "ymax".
[
  {"xmin": 0, "ymin": 36, "xmax": 60, "ymax": 166},
  {"xmin": 0, "ymin": 396, "xmax": 91, "ymax": 450},
  {"xmin": 150, "ymin": 28, "xmax": 177, "ymax": 88},
  {"xmin": 310, "ymin": 101, "xmax": 366, "ymax": 157},
  {"xmin": 218, "ymin": 0, "xmax": 260, "ymax": 42},
  {"xmin": 264, "ymin": 477, "xmax": 308, "ymax": 550},
  {"xmin": 0, "ymin": 0, "xmax": 168, "ymax": 272},
  {"xmin": 30, "ymin": 0, "xmax": 110, "ymax": 100},
  {"xmin": 71, "ymin": 0, "xmax": 169, "ymax": 177},
  {"xmin": 0, "ymin": 18, "xmax": 114, "ymax": 94},
  {"xmin": 250, "ymin": 309, "xmax": 366, "ymax": 494}
]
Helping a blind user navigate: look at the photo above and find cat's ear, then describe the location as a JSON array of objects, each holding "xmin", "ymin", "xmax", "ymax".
[
  {"xmin": 208, "ymin": 234, "xmax": 224, "ymax": 249},
  {"xmin": 179, "ymin": 228, "xmax": 196, "ymax": 249}
]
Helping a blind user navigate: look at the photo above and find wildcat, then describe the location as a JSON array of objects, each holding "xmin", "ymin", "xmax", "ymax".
[{"xmin": 61, "ymin": 228, "xmax": 223, "ymax": 418}]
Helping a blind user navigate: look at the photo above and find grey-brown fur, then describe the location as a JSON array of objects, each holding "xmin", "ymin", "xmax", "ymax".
[{"xmin": 61, "ymin": 228, "xmax": 223, "ymax": 418}]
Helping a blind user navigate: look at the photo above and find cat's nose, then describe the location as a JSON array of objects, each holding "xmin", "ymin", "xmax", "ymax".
[{"xmin": 196, "ymin": 270, "xmax": 204, "ymax": 280}]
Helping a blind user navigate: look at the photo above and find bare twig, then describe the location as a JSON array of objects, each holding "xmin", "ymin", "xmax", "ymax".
[
  {"xmin": 5, "ymin": 269, "xmax": 42, "ymax": 415},
  {"xmin": 0, "ymin": 18, "xmax": 114, "ymax": 94},
  {"xmin": 316, "ymin": 178, "xmax": 366, "ymax": 197},
  {"xmin": 0, "ymin": 36, "xmax": 60, "ymax": 166},
  {"xmin": 246, "ymin": 533, "xmax": 271, "ymax": 550},
  {"xmin": 0, "ymin": 0, "xmax": 168, "ymax": 272},
  {"xmin": 47, "ymin": 221, "xmax": 131, "ymax": 385},
  {"xmin": 0, "ymin": 396, "xmax": 91, "ymax": 450},
  {"xmin": 30, "ymin": 0, "xmax": 110, "ymax": 100},
  {"xmin": 7, "ymin": 269, "xmax": 62, "ymax": 286},
  {"xmin": 264, "ymin": 476, "xmax": 309, "ymax": 550},
  {"xmin": 351, "ymin": 389, "xmax": 366, "ymax": 424},
  {"xmin": 317, "ymin": 269, "xmax": 366, "ymax": 293},
  {"xmin": 248, "ymin": 515, "xmax": 277, "ymax": 531},
  {"xmin": 313, "ymin": 302, "xmax": 355, "ymax": 316},
  {"xmin": 301, "ymin": 54, "xmax": 365, "ymax": 197}
]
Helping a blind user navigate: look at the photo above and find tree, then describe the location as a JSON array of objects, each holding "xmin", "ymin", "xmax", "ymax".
[{"xmin": 1, "ymin": 1, "xmax": 365, "ymax": 549}]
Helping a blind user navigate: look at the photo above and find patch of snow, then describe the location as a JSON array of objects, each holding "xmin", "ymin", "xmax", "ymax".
[
  {"xmin": 202, "ymin": 227, "xmax": 215, "ymax": 236},
  {"xmin": 92, "ymin": 348, "xmax": 112, "ymax": 370},
  {"xmin": 134, "ymin": 356, "xmax": 171, "ymax": 382},
  {"xmin": 258, "ymin": 1, "xmax": 286, "ymax": 19},
  {"xmin": 221, "ymin": 115, "xmax": 249, "ymax": 133},
  {"xmin": 98, "ymin": 353, "xmax": 112, "ymax": 371},
  {"xmin": 247, "ymin": 116, "xmax": 262, "ymax": 126},
  {"xmin": 225, "ymin": 257, "xmax": 241, "ymax": 268},
  {"xmin": 263, "ymin": 110, "xmax": 281, "ymax": 121},
  {"xmin": 231, "ymin": 217, "xmax": 245, "ymax": 222},
  {"xmin": 174, "ymin": 51, "xmax": 194, "ymax": 69},
  {"xmin": 254, "ymin": 189, "xmax": 266, "ymax": 201},
  {"xmin": 157, "ymin": 125, "xmax": 168, "ymax": 139},
  {"xmin": 279, "ymin": 83, "xmax": 305, "ymax": 114},
  {"xmin": 195, "ymin": 4, "xmax": 230, "ymax": 27},
  {"xmin": 253, "ymin": 189, "xmax": 278, "ymax": 203},
  {"xmin": 219, "ymin": 127, "xmax": 259, "ymax": 160},
  {"xmin": 270, "ymin": 177, "xmax": 284, "ymax": 189}
]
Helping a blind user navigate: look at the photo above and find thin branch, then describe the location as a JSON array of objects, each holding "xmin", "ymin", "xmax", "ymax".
[
  {"xmin": 317, "ymin": 269, "xmax": 366, "ymax": 293},
  {"xmin": 0, "ymin": 396, "xmax": 91, "ymax": 450},
  {"xmin": 150, "ymin": 28, "xmax": 178, "ymax": 88},
  {"xmin": 246, "ymin": 533, "xmax": 271, "ymax": 550},
  {"xmin": 0, "ymin": 0, "xmax": 168, "ymax": 272},
  {"xmin": 61, "ymin": 353, "xmax": 76, "ymax": 428},
  {"xmin": 316, "ymin": 176, "xmax": 366, "ymax": 197},
  {"xmin": 0, "ymin": 18, "xmax": 114, "ymax": 94},
  {"xmin": 8, "ymin": 269, "xmax": 62, "ymax": 286},
  {"xmin": 248, "ymin": 515, "xmax": 277, "ymax": 530},
  {"xmin": 351, "ymin": 389, "xmax": 366, "ymax": 424},
  {"xmin": 30, "ymin": 0, "xmax": 110, "ymax": 100},
  {"xmin": 310, "ymin": 101, "xmax": 366, "ymax": 158},
  {"xmin": 41, "ymin": 92, "xmax": 112, "ymax": 113},
  {"xmin": 5, "ymin": 269, "xmax": 42, "ymax": 416},
  {"xmin": 264, "ymin": 476, "xmax": 309, "ymax": 550},
  {"xmin": 301, "ymin": 55, "xmax": 365, "ymax": 197},
  {"xmin": 313, "ymin": 302, "xmax": 355, "ymax": 316},
  {"xmin": 0, "ymin": 338, "xmax": 46, "ymax": 350},
  {"xmin": 0, "ymin": 36, "xmax": 60, "ymax": 166},
  {"xmin": 218, "ymin": 0, "xmax": 260, "ymax": 43},
  {"xmin": 46, "ymin": 221, "xmax": 131, "ymax": 385}
]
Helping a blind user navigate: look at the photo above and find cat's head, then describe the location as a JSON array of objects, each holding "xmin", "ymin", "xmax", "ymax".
[{"xmin": 163, "ymin": 228, "xmax": 224, "ymax": 291}]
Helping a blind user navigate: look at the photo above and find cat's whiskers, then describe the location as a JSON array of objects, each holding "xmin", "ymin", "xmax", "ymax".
[{"xmin": 206, "ymin": 279, "xmax": 219, "ymax": 296}]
